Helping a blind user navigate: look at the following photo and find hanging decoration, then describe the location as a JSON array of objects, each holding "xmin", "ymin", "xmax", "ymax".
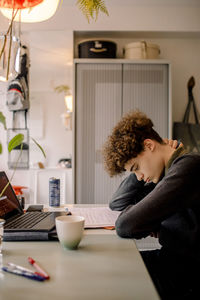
[
  {"xmin": 0, "ymin": 0, "xmax": 109, "ymax": 81},
  {"xmin": 0, "ymin": 0, "xmax": 46, "ymax": 81},
  {"xmin": 0, "ymin": 9, "xmax": 19, "ymax": 81}
]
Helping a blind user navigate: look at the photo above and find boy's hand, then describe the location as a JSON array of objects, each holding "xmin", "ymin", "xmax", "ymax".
[
  {"xmin": 163, "ymin": 139, "xmax": 183, "ymax": 149},
  {"xmin": 150, "ymin": 231, "xmax": 159, "ymax": 238}
]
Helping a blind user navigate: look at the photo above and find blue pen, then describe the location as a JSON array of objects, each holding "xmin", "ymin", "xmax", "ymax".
[
  {"xmin": 2, "ymin": 266, "xmax": 46, "ymax": 281},
  {"xmin": 7, "ymin": 262, "xmax": 46, "ymax": 278}
]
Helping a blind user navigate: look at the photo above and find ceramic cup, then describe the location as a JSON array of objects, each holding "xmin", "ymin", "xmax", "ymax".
[{"xmin": 56, "ymin": 215, "xmax": 85, "ymax": 250}]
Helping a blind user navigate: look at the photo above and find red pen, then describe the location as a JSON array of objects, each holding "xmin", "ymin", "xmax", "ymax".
[{"xmin": 28, "ymin": 257, "xmax": 50, "ymax": 279}]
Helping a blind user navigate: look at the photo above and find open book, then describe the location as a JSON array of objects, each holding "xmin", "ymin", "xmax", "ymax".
[{"xmin": 65, "ymin": 206, "xmax": 121, "ymax": 228}]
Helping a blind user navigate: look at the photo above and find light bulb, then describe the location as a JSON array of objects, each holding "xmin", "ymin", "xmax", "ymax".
[{"xmin": 64, "ymin": 94, "xmax": 73, "ymax": 112}]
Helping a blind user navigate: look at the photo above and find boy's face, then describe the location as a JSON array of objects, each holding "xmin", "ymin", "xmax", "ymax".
[{"xmin": 124, "ymin": 139, "xmax": 164, "ymax": 184}]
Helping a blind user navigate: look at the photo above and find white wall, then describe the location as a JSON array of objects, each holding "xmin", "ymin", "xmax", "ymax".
[
  {"xmin": 27, "ymin": 30, "xmax": 73, "ymax": 168},
  {"xmin": 0, "ymin": 0, "xmax": 200, "ymax": 202}
]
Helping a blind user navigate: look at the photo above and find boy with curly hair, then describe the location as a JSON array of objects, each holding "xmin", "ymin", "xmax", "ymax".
[{"xmin": 103, "ymin": 111, "xmax": 200, "ymax": 299}]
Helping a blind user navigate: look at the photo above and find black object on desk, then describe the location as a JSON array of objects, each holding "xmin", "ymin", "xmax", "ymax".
[{"xmin": 26, "ymin": 205, "xmax": 44, "ymax": 212}]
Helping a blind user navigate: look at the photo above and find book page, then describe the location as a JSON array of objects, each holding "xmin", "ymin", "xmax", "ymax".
[{"xmin": 67, "ymin": 206, "xmax": 121, "ymax": 228}]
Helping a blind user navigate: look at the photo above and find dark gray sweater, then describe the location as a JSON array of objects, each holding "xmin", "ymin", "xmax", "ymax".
[{"xmin": 110, "ymin": 149, "xmax": 200, "ymax": 260}]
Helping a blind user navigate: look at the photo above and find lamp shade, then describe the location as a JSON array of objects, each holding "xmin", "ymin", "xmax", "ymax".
[
  {"xmin": 0, "ymin": 0, "xmax": 43, "ymax": 9},
  {"xmin": 0, "ymin": 0, "xmax": 59, "ymax": 22}
]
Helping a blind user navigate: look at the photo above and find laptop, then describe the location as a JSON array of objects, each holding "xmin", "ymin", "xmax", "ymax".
[{"xmin": 0, "ymin": 171, "xmax": 66, "ymax": 241}]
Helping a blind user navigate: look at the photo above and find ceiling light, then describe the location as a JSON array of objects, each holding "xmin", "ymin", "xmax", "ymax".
[
  {"xmin": 0, "ymin": 0, "xmax": 60, "ymax": 23},
  {"xmin": 0, "ymin": 0, "xmax": 43, "ymax": 9}
]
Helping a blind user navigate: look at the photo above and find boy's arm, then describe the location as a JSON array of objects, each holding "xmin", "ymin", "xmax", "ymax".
[
  {"xmin": 115, "ymin": 154, "xmax": 199, "ymax": 239},
  {"xmin": 109, "ymin": 173, "xmax": 156, "ymax": 211}
]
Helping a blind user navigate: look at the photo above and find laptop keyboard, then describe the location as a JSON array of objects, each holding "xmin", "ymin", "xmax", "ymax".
[{"xmin": 5, "ymin": 212, "xmax": 52, "ymax": 229}]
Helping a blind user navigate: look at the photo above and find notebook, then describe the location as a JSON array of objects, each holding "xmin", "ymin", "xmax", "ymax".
[{"xmin": 0, "ymin": 171, "xmax": 65, "ymax": 241}]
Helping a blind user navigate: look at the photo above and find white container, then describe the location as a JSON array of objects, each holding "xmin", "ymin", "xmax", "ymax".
[{"xmin": 124, "ymin": 41, "xmax": 160, "ymax": 59}]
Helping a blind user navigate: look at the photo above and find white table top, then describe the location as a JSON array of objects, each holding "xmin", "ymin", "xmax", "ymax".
[
  {"xmin": 0, "ymin": 204, "xmax": 159, "ymax": 299},
  {"xmin": 0, "ymin": 234, "xmax": 159, "ymax": 300}
]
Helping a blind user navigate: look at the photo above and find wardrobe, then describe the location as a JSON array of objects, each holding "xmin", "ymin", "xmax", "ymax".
[{"xmin": 74, "ymin": 59, "xmax": 171, "ymax": 204}]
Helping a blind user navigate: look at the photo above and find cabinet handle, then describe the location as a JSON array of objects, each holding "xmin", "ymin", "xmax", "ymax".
[{"xmin": 90, "ymin": 48, "xmax": 107, "ymax": 53}]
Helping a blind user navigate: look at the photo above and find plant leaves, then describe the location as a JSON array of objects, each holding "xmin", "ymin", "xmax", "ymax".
[
  {"xmin": 31, "ymin": 137, "xmax": 46, "ymax": 158},
  {"xmin": 8, "ymin": 134, "xmax": 24, "ymax": 152},
  {"xmin": 76, "ymin": 0, "xmax": 109, "ymax": 22},
  {"xmin": 0, "ymin": 143, "xmax": 2, "ymax": 154},
  {"xmin": 54, "ymin": 85, "xmax": 70, "ymax": 94},
  {"xmin": 0, "ymin": 112, "xmax": 7, "ymax": 129}
]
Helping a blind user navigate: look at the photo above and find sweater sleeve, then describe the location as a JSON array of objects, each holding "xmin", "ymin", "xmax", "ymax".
[
  {"xmin": 115, "ymin": 154, "xmax": 200, "ymax": 239},
  {"xmin": 109, "ymin": 173, "xmax": 156, "ymax": 211}
]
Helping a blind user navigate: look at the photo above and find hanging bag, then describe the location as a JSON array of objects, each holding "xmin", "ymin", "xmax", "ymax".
[
  {"xmin": 6, "ymin": 45, "xmax": 29, "ymax": 112},
  {"xmin": 173, "ymin": 76, "xmax": 200, "ymax": 152}
]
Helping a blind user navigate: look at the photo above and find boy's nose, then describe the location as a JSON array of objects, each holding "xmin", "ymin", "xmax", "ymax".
[{"xmin": 136, "ymin": 172, "xmax": 144, "ymax": 181}]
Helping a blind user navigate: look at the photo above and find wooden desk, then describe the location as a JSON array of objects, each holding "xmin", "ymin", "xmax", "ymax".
[{"xmin": 0, "ymin": 234, "xmax": 159, "ymax": 300}]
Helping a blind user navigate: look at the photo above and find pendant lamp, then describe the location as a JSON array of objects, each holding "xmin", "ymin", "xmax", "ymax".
[
  {"xmin": 0, "ymin": 0, "xmax": 60, "ymax": 23},
  {"xmin": 0, "ymin": 0, "xmax": 43, "ymax": 9}
]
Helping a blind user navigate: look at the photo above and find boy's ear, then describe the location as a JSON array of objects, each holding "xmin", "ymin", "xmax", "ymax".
[{"xmin": 143, "ymin": 139, "xmax": 155, "ymax": 151}]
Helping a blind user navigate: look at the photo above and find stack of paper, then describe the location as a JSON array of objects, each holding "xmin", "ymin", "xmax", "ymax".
[{"xmin": 67, "ymin": 206, "xmax": 121, "ymax": 228}]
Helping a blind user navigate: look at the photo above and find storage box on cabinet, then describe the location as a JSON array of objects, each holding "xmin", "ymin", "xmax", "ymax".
[{"xmin": 78, "ymin": 40, "xmax": 117, "ymax": 58}]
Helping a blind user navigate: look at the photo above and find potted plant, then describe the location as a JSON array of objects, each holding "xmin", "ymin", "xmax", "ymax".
[{"xmin": 0, "ymin": 111, "xmax": 46, "ymax": 198}]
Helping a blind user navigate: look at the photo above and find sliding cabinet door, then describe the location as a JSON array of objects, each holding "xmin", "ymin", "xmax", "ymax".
[
  {"xmin": 123, "ymin": 64, "xmax": 170, "ymax": 138},
  {"xmin": 75, "ymin": 63, "xmax": 123, "ymax": 204}
]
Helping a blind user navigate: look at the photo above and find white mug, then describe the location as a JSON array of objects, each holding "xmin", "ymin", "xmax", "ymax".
[{"xmin": 56, "ymin": 215, "xmax": 85, "ymax": 250}]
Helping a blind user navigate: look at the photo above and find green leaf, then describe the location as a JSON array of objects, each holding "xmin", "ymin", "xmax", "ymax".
[
  {"xmin": 76, "ymin": 0, "xmax": 109, "ymax": 22},
  {"xmin": 0, "ymin": 112, "xmax": 7, "ymax": 130},
  {"xmin": 0, "ymin": 142, "xmax": 2, "ymax": 154},
  {"xmin": 54, "ymin": 85, "xmax": 70, "ymax": 94},
  {"xmin": 31, "ymin": 137, "xmax": 46, "ymax": 158},
  {"xmin": 8, "ymin": 134, "xmax": 24, "ymax": 153}
]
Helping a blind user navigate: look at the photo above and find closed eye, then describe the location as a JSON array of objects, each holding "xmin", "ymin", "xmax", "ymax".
[{"xmin": 130, "ymin": 164, "xmax": 139, "ymax": 172}]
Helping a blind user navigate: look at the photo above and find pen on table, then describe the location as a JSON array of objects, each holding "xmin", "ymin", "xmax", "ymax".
[
  {"xmin": 7, "ymin": 262, "xmax": 45, "ymax": 278},
  {"xmin": 28, "ymin": 257, "xmax": 50, "ymax": 279},
  {"xmin": 2, "ymin": 266, "xmax": 46, "ymax": 282}
]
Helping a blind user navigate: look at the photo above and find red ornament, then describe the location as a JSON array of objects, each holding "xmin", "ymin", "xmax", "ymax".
[{"xmin": 0, "ymin": 0, "xmax": 43, "ymax": 9}]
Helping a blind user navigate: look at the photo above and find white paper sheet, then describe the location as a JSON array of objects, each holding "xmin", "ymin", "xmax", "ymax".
[{"xmin": 66, "ymin": 206, "xmax": 121, "ymax": 228}]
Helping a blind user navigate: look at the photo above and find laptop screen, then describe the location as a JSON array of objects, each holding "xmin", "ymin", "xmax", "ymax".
[{"xmin": 0, "ymin": 171, "xmax": 23, "ymax": 220}]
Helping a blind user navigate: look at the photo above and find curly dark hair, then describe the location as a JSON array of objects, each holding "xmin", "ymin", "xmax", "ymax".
[{"xmin": 102, "ymin": 111, "xmax": 163, "ymax": 177}]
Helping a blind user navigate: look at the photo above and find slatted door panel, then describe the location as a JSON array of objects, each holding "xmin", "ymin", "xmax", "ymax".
[
  {"xmin": 75, "ymin": 63, "xmax": 123, "ymax": 204},
  {"xmin": 123, "ymin": 64, "xmax": 169, "ymax": 138}
]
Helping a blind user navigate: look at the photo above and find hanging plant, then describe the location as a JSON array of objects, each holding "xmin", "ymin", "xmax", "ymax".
[{"xmin": 76, "ymin": 0, "xmax": 108, "ymax": 22}]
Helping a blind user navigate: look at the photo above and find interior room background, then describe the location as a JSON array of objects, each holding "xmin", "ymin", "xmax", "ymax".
[{"xmin": 0, "ymin": 0, "xmax": 200, "ymax": 204}]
